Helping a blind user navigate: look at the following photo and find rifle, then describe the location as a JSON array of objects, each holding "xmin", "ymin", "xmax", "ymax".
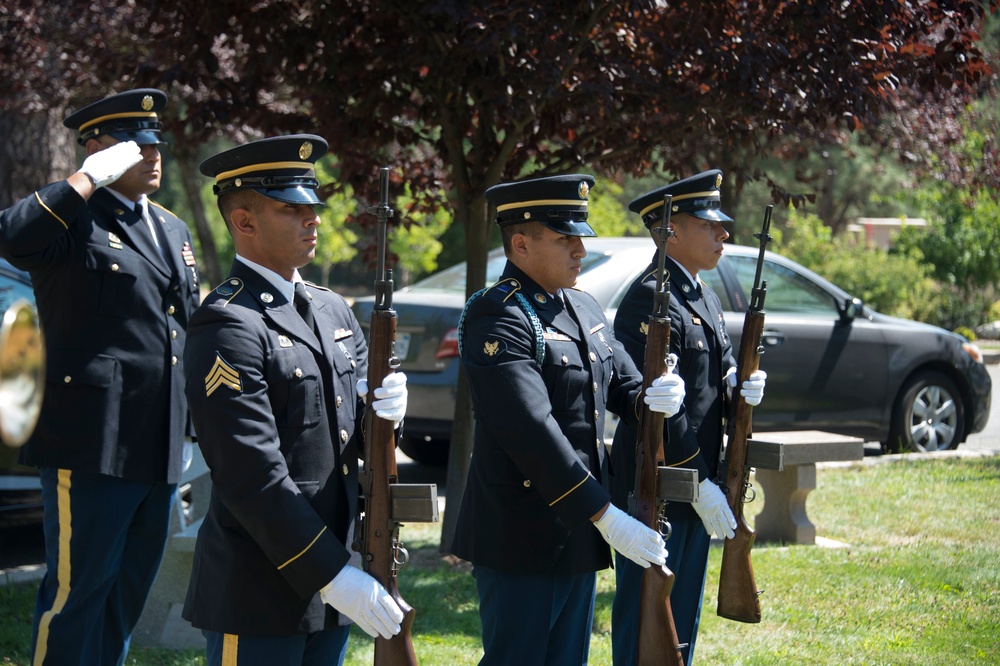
[
  {"xmin": 356, "ymin": 167, "xmax": 439, "ymax": 665},
  {"xmin": 629, "ymin": 195, "xmax": 687, "ymax": 666},
  {"xmin": 716, "ymin": 204, "xmax": 773, "ymax": 624}
]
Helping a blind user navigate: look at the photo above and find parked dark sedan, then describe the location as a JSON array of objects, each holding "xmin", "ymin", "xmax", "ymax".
[{"xmin": 352, "ymin": 238, "xmax": 992, "ymax": 464}]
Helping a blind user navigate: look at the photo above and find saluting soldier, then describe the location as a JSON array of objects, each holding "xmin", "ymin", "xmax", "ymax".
[
  {"xmin": 183, "ymin": 135, "xmax": 408, "ymax": 666},
  {"xmin": 609, "ymin": 170, "xmax": 767, "ymax": 665},
  {"xmin": 0, "ymin": 89, "xmax": 200, "ymax": 666},
  {"xmin": 449, "ymin": 174, "xmax": 686, "ymax": 665}
]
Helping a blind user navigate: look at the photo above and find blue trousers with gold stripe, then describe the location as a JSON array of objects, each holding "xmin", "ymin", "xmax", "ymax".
[
  {"xmin": 204, "ymin": 626, "xmax": 351, "ymax": 666},
  {"xmin": 30, "ymin": 468, "xmax": 176, "ymax": 666}
]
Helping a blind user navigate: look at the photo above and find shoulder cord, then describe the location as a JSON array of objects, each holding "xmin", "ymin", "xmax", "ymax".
[{"xmin": 457, "ymin": 288, "xmax": 546, "ymax": 366}]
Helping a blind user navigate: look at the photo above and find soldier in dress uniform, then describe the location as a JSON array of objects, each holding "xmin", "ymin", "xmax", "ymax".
[
  {"xmin": 609, "ymin": 170, "xmax": 767, "ymax": 665},
  {"xmin": 0, "ymin": 88, "xmax": 200, "ymax": 666},
  {"xmin": 449, "ymin": 174, "xmax": 687, "ymax": 665},
  {"xmin": 182, "ymin": 135, "xmax": 408, "ymax": 666}
]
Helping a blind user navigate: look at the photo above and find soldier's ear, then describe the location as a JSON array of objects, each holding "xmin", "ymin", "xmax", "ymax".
[
  {"xmin": 509, "ymin": 231, "xmax": 530, "ymax": 258},
  {"xmin": 229, "ymin": 207, "xmax": 256, "ymax": 238}
]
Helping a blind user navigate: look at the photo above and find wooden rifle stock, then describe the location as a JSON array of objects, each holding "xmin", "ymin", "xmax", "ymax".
[
  {"xmin": 716, "ymin": 205, "xmax": 773, "ymax": 624},
  {"xmin": 631, "ymin": 197, "xmax": 684, "ymax": 666},
  {"xmin": 360, "ymin": 167, "xmax": 418, "ymax": 665}
]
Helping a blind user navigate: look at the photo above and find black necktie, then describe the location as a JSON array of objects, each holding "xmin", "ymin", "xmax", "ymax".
[{"xmin": 293, "ymin": 282, "xmax": 316, "ymax": 331}]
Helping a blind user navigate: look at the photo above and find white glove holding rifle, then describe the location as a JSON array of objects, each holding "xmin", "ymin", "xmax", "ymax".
[
  {"xmin": 692, "ymin": 478, "xmax": 737, "ymax": 540},
  {"xmin": 593, "ymin": 503, "xmax": 668, "ymax": 569},
  {"xmin": 320, "ymin": 565, "xmax": 404, "ymax": 639},
  {"xmin": 725, "ymin": 367, "xmax": 767, "ymax": 406},
  {"xmin": 78, "ymin": 140, "xmax": 142, "ymax": 189},
  {"xmin": 356, "ymin": 372, "xmax": 408, "ymax": 425},
  {"xmin": 644, "ymin": 353, "xmax": 684, "ymax": 418}
]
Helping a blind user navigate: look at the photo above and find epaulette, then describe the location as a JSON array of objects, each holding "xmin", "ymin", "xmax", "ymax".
[
  {"xmin": 481, "ymin": 277, "xmax": 521, "ymax": 303},
  {"xmin": 458, "ymin": 278, "xmax": 545, "ymax": 366},
  {"xmin": 212, "ymin": 277, "xmax": 244, "ymax": 306},
  {"xmin": 148, "ymin": 200, "xmax": 178, "ymax": 217},
  {"xmin": 303, "ymin": 280, "xmax": 332, "ymax": 292}
]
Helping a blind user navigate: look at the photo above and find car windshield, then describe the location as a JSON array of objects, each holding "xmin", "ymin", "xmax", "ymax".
[{"xmin": 407, "ymin": 249, "xmax": 610, "ymax": 293}]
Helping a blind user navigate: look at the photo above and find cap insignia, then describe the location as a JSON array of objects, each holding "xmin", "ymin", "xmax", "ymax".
[
  {"xmin": 639, "ymin": 321, "xmax": 649, "ymax": 336},
  {"xmin": 716, "ymin": 173, "xmax": 723, "ymax": 188},
  {"xmin": 578, "ymin": 181, "xmax": 589, "ymax": 199},
  {"xmin": 523, "ymin": 212, "xmax": 531, "ymax": 219},
  {"xmin": 484, "ymin": 340, "xmax": 499, "ymax": 356},
  {"xmin": 299, "ymin": 141, "xmax": 313, "ymax": 160},
  {"xmin": 141, "ymin": 95, "xmax": 154, "ymax": 111},
  {"xmin": 234, "ymin": 178, "xmax": 242, "ymax": 188}
]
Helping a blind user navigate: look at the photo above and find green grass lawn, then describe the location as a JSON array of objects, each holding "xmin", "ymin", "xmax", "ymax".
[{"xmin": 2, "ymin": 454, "xmax": 998, "ymax": 665}]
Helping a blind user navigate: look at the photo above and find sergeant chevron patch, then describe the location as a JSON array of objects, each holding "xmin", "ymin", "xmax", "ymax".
[{"xmin": 205, "ymin": 353, "xmax": 242, "ymax": 397}]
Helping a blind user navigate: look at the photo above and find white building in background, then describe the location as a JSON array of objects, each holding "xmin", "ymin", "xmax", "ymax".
[{"xmin": 847, "ymin": 217, "xmax": 928, "ymax": 250}]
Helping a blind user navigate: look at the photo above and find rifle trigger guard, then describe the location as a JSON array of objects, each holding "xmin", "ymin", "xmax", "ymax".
[
  {"xmin": 393, "ymin": 544, "xmax": 409, "ymax": 570},
  {"xmin": 657, "ymin": 515, "xmax": 672, "ymax": 540}
]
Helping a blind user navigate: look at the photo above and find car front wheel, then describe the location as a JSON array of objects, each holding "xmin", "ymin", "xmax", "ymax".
[{"xmin": 885, "ymin": 371, "xmax": 966, "ymax": 453}]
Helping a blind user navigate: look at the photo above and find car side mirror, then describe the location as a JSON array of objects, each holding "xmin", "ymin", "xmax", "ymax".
[{"xmin": 839, "ymin": 297, "xmax": 864, "ymax": 322}]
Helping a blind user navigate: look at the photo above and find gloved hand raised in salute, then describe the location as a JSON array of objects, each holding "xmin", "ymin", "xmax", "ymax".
[{"xmin": 78, "ymin": 140, "xmax": 143, "ymax": 189}]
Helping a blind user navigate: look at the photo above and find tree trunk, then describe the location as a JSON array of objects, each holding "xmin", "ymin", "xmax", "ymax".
[
  {"xmin": 440, "ymin": 193, "xmax": 490, "ymax": 554},
  {"xmin": 172, "ymin": 146, "xmax": 222, "ymax": 289},
  {"xmin": 0, "ymin": 110, "xmax": 76, "ymax": 208}
]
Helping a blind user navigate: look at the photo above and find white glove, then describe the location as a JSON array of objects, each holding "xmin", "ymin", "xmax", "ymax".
[
  {"xmin": 78, "ymin": 140, "xmax": 142, "ymax": 189},
  {"xmin": 181, "ymin": 440, "xmax": 194, "ymax": 473},
  {"xmin": 725, "ymin": 368, "xmax": 767, "ymax": 406},
  {"xmin": 320, "ymin": 565, "xmax": 404, "ymax": 639},
  {"xmin": 644, "ymin": 354, "xmax": 684, "ymax": 417},
  {"xmin": 692, "ymin": 478, "xmax": 736, "ymax": 540},
  {"xmin": 371, "ymin": 372, "xmax": 407, "ymax": 425},
  {"xmin": 740, "ymin": 369, "xmax": 767, "ymax": 406},
  {"xmin": 593, "ymin": 503, "xmax": 667, "ymax": 569}
]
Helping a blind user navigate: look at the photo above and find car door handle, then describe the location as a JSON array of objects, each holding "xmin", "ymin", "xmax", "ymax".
[{"xmin": 761, "ymin": 330, "xmax": 785, "ymax": 347}]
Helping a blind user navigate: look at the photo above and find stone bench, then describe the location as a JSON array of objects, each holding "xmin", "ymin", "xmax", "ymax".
[
  {"xmin": 132, "ymin": 444, "xmax": 209, "ymax": 649},
  {"xmin": 745, "ymin": 430, "xmax": 865, "ymax": 545}
]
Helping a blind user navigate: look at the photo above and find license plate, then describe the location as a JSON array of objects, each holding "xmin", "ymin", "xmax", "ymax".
[{"xmin": 394, "ymin": 332, "xmax": 411, "ymax": 361}]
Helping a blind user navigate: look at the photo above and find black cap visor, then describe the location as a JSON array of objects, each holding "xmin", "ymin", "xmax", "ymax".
[
  {"xmin": 256, "ymin": 185, "xmax": 325, "ymax": 207},
  {"xmin": 538, "ymin": 218, "xmax": 597, "ymax": 237},
  {"xmin": 690, "ymin": 208, "xmax": 734, "ymax": 223},
  {"xmin": 107, "ymin": 129, "xmax": 167, "ymax": 146}
]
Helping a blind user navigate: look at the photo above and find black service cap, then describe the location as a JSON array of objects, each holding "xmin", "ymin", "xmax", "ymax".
[
  {"xmin": 486, "ymin": 174, "xmax": 597, "ymax": 237},
  {"xmin": 199, "ymin": 134, "xmax": 329, "ymax": 206},
  {"xmin": 63, "ymin": 89, "xmax": 167, "ymax": 146},
  {"xmin": 629, "ymin": 169, "xmax": 734, "ymax": 228}
]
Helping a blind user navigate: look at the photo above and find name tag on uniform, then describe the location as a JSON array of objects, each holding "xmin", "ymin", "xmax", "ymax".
[
  {"xmin": 589, "ymin": 323, "xmax": 605, "ymax": 334},
  {"xmin": 277, "ymin": 335, "xmax": 293, "ymax": 348},
  {"xmin": 334, "ymin": 328, "xmax": 352, "ymax": 341}
]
